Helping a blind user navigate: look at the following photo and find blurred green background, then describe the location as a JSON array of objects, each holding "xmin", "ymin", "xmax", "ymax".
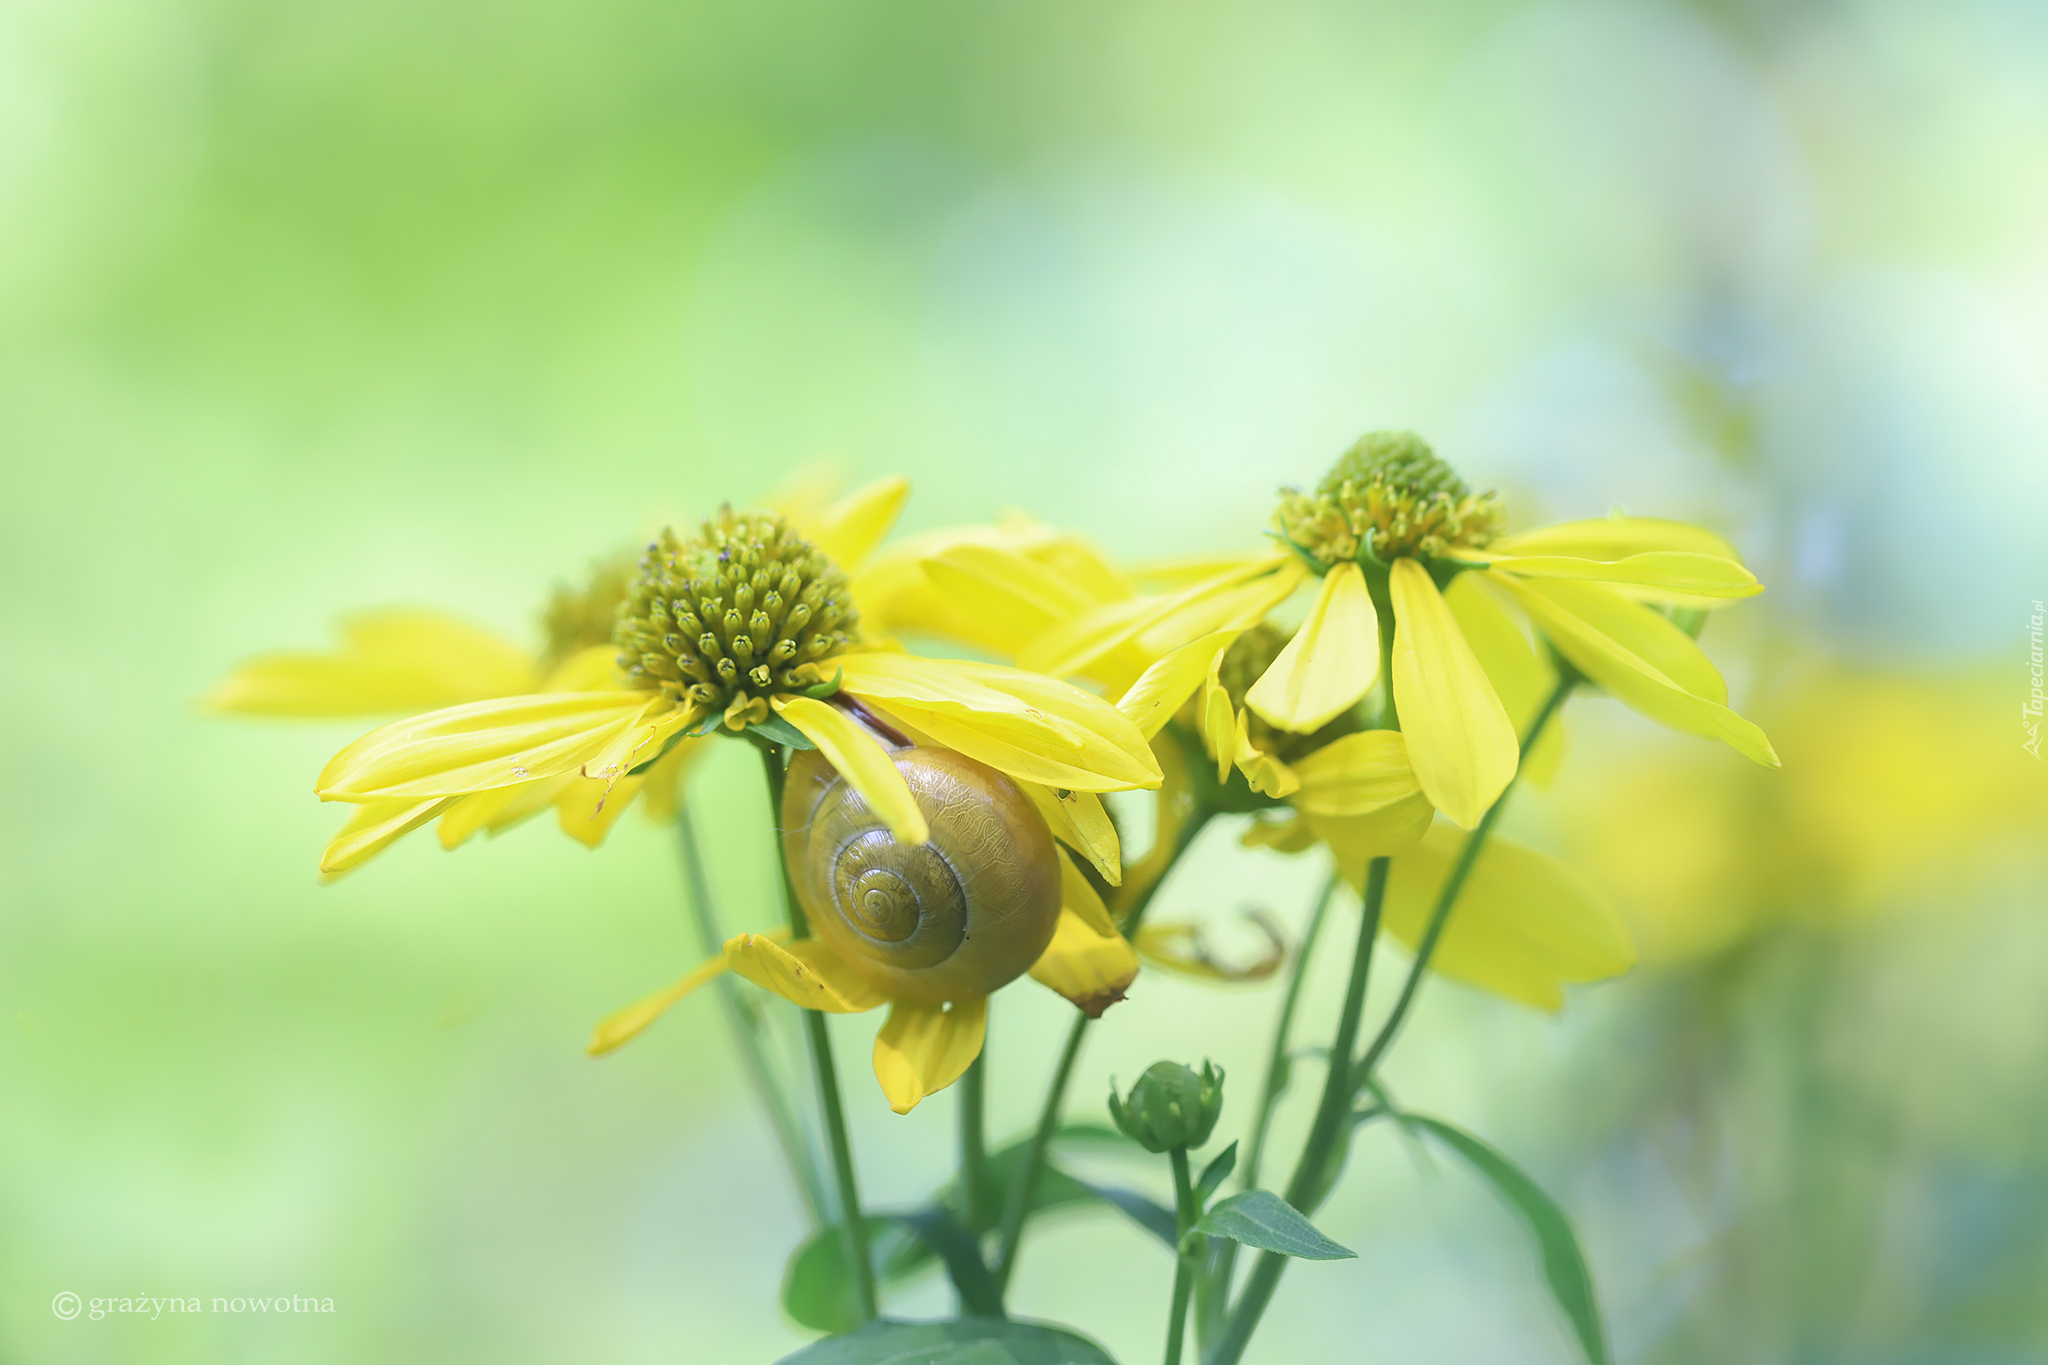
[{"xmin": 4, "ymin": 0, "xmax": 2045, "ymax": 1360}]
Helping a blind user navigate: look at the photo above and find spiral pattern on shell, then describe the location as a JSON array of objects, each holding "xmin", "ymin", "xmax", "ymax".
[{"xmin": 781, "ymin": 743, "xmax": 1062, "ymax": 1004}]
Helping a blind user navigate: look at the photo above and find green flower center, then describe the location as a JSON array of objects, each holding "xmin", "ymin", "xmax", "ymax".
[
  {"xmin": 1274, "ymin": 430, "xmax": 1506, "ymax": 566},
  {"xmin": 539, "ymin": 558, "xmax": 632, "ymax": 671},
  {"xmin": 614, "ymin": 507, "xmax": 857, "ymax": 725}
]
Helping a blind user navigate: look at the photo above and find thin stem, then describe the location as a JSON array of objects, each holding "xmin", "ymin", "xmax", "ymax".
[
  {"xmin": 1204, "ymin": 670, "xmax": 1577, "ymax": 1365},
  {"xmin": 1349, "ymin": 671, "xmax": 1575, "ymax": 1086},
  {"xmin": 1204, "ymin": 858, "xmax": 1386, "ymax": 1365},
  {"xmin": 1165, "ymin": 1146, "xmax": 1199, "ymax": 1365},
  {"xmin": 961, "ymin": 1049, "xmax": 989, "ymax": 1234},
  {"xmin": 1200, "ymin": 869, "xmax": 1337, "ymax": 1349},
  {"xmin": 675, "ymin": 802, "xmax": 830, "ymax": 1228},
  {"xmin": 992, "ymin": 806, "xmax": 1216, "ymax": 1298},
  {"xmin": 760, "ymin": 743, "xmax": 876, "ymax": 1324}
]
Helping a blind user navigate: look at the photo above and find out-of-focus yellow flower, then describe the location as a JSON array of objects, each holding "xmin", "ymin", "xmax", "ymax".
[
  {"xmin": 1565, "ymin": 663, "xmax": 2048, "ymax": 965},
  {"xmin": 312, "ymin": 481, "xmax": 1161, "ymax": 872}
]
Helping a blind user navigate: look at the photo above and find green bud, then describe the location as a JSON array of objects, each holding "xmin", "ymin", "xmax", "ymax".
[{"xmin": 1107, "ymin": 1060, "xmax": 1225, "ymax": 1153}]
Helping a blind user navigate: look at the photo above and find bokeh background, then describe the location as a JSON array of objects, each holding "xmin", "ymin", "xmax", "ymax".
[{"xmin": 4, "ymin": 0, "xmax": 2045, "ymax": 1360}]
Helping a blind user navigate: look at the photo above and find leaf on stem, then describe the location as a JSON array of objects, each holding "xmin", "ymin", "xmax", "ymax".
[
  {"xmin": 1194, "ymin": 1191, "xmax": 1355, "ymax": 1260},
  {"xmin": 1406, "ymin": 1115, "xmax": 1610, "ymax": 1365},
  {"xmin": 1195, "ymin": 1142, "xmax": 1238, "ymax": 1205}
]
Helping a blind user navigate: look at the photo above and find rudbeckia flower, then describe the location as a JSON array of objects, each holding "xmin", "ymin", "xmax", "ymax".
[{"xmin": 310, "ymin": 489, "xmax": 1163, "ymax": 1110}]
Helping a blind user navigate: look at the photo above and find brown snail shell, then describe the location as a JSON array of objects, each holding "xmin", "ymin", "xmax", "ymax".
[{"xmin": 780, "ymin": 745, "xmax": 1062, "ymax": 1004}]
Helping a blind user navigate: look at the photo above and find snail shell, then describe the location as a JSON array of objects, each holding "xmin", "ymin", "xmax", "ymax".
[{"xmin": 780, "ymin": 744, "xmax": 1062, "ymax": 1004}]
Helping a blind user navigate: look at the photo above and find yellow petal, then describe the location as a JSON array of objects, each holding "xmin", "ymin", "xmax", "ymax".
[
  {"xmin": 436, "ymin": 777, "xmax": 565, "ymax": 849},
  {"xmin": 1494, "ymin": 516, "xmax": 1742, "ymax": 563},
  {"xmin": 1115, "ymin": 630, "xmax": 1239, "ymax": 741},
  {"xmin": 636, "ymin": 743, "xmax": 692, "ymax": 823},
  {"xmin": 1290, "ymin": 730, "xmax": 1424, "ymax": 817},
  {"xmin": 773, "ymin": 695, "xmax": 929, "ymax": 844},
  {"xmin": 1377, "ymin": 824, "xmax": 1636, "ymax": 1011},
  {"xmin": 1460, "ymin": 550, "xmax": 1760, "ymax": 604},
  {"xmin": 1240, "ymin": 811, "xmax": 1319, "ymax": 854},
  {"xmin": 1302, "ymin": 798, "xmax": 1434, "ymax": 869},
  {"xmin": 1497, "ymin": 576, "xmax": 1779, "ymax": 767},
  {"xmin": 1201, "ymin": 654, "xmax": 1236, "ymax": 784},
  {"xmin": 585, "ymin": 952, "xmax": 732, "ymax": 1056},
  {"xmin": 1029, "ymin": 908, "xmax": 1140, "ymax": 1017},
  {"xmin": 1022, "ymin": 784, "xmax": 1122, "ymax": 886},
  {"xmin": 578, "ymin": 701, "xmax": 702, "ymax": 787},
  {"xmin": 724, "ymin": 934, "xmax": 890, "ymax": 1013},
  {"xmin": 1128, "ymin": 550, "xmax": 1289, "ymax": 590},
  {"xmin": 837, "ymin": 654, "xmax": 1163, "ymax": 792},
  {"xmin": 921, "ymin": 543, "xmax": 1105, "ymax": 643},
  {"xmin": 873, "ymin": 997, "xmax": 988, "ymax": 1115},
  {"xmin": 541, "ymin": 644, "xmax": 622, "ymax": 691},
  {"xmin": 318, "ymin": 691, "xmax": 665, "ymax": 802},
  {"xmin": 555, "ymin": 771, "xmax": 646, "ymax": 848},
  {"xmin": 1233, "ymin": 710, "xmax": 1299, "ymax": 799},
  {"xmin": 1021, "ymin": 556, "xmax": 1294, "ymax": 681},
  {"xmin": 1443, "ymin": 576, "xmax": 1563, "ymax": 788},
  {"xmin": 319, "ymin": 797, "xmax": 454, "ymax": 876},
  {"xmin": 1389, "ymin": 559, "xmax": 1518, "ymax": 828},
  {"xmin": 1057, "ymin": 848, "xmax": 1117, "ymax": 936},
  {"xmin": 809, "ymin": 476, "xmax": 911, "ymax": 573},
  {"xmin": 1244, "ymin": 562, "xmax": 1378, "ymax": 733},
  {"xmin": 1507, "ymin": 575, "xmax": 1724, "ymax": 701},
  {"xmin": 204, "ymin": 610, "xmax": 537, "ymax": 717}
]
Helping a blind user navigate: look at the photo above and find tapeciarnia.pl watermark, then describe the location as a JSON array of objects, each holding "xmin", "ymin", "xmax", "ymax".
[
  {"xmin": 2026, "ymin": 599, "xmax": 2044, "ymax": 761},
  {"xmin": 52, "ymin": 1290, "xmax": 335, "ymax": 1321}
]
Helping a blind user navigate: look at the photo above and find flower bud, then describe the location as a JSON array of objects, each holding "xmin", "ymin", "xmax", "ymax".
[{"xmin": 1108, "ymin": 1060, "xmax": 1225, "ymax": 1153}]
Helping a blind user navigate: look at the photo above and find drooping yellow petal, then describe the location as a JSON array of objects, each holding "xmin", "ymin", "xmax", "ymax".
[
  {"xmin": 1506, "ymin": 575, "xmax": 1725, "ymax": 701},
  {"xmin": 1133, "ymin": 916, "xmax": 1286, "ymax": 983},
  {"xmin": 1497, "ymin": 576, "xmax": 1779, "ymax": 767},
  {"xmin": 724, "ymin": 934, "xmax": 890, "ymax": 1013},
  {"xmin": 1022, "ymin": 783, "xmax": 1122, "ymax": 886},
  {"xmin": 636, "ymin": 743, "xmax": 692, "ymax": 823},
  {"xmin": 1494, "ymin": 516, "xmax": 1742, "ymax": 564},
  {"xmin": 1376, "ymin": 824, "xmax": 1636, "ymax": 1011},
  {"xmin": 437, "ymin": 777, "xmax": 566, "ymax": 849},
  {"xmin": 773, "ymin": 695, "xmax": 929, "ymax": 844},
  {"xmin": 317, "ymin": 691, "xmax": 665, "ymax": 802},
  {"xmin": 204, "ymin": 610, "xmax": 537, "ymax": 717},
  {"xmin": 837, "ymin": 654, "xmax": 1162, "ymax": 793},
  {"xmin": 1115, "ymin": 630, "xmax": 1239, "ymax": 741},
  {"xmin": 808, "ymin": 476, "xmax": 911, "ymax": 573},
  {"xmin": 1127, "ymin": 550, "xmax": 1290, "ymax": 590},
  {"xmin": 1245, "ymin": 562, "xmax": 1378, "ymax": 733},
  {"xmin": 920, "ymin": 543, "xmax": 1106, "ymax": 646},
  {"xmin": 1443, "ymin": 576, "xmax": 1563, "ymax": 789},
  {"xmin": 1457, "ymin": 550, "xmax": 1760, "ymax": 604},
  {"xmin": 586, "ymin": 952, "xmax": 733, "ymax": 1056},
  {"xmin": 1241, "ymin": 812, "xmax": 1319, "ymax": 854},
  {"xmin": 873, "ymin": 997, "xmax": 988, "ymax": 1114},
  {"xmin": 1232, "ymin": 710, "xmax": 1299, "ymax": 799},
  {"xmin": 578, "ymin": 701, "xmax": 703, "ymax": 788},
  {"xmin": 1133, "ymin": 560, "xmax": 1308, "ymax": 659},
  {"xmin": 1029, "ymin": 908, "xmax": 1140, "ymax": 1017},
  {"xmin": 1389, "ymin": 558, "xmax": 1518, "ymax": 828},
  {"xmin": 540, "ymin": 644, "xmax": 621, "ymax": 691},
  {"xmin": 1057, "ymin": 848, "xmax": 1116, "ymax": 936},
  {"xmin": 319, "ymin": 796, "xmax": 455, "ymax": 876}
]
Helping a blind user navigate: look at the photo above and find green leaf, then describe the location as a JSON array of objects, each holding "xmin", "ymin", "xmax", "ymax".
[
  {"xmin": 896, "ymin": 1208, "xmax": 1004, "ymax": 1318},
  {"xmin": 1195, "ymin": 1142, "xmax": 1238, "ymax": 1206},
  {"xmin": 748, "ymin": 714, "xmax": 816, "ymax": 750},
  {"xmin": 778, "ymin": 1316, "xmax": 1119, "ymax": 1364},
  {"xmin": 783, "ymin": 1218, "xmax": 923, "ymax": 1334},
  {"xmin": 1407, "ymin": 1115, "xmax": 1610, "ymax": 1365},
  {"xmin": 1195, "ymin": 1191, "xmax": 1354, "ymax": 1260}
]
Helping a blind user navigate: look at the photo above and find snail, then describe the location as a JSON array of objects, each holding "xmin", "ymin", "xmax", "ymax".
[{"xmin": 780, "ymin": 743, "xmax": 1062, "ymax": 1004}]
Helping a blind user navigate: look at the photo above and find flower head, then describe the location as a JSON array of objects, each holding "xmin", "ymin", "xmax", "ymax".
[{"xmin": 1275, "ymin": 430, "xmax": 1506, "ymax": 565}]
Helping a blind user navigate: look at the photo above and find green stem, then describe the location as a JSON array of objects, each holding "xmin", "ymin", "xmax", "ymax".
[
  {"xmin": 961, "ymin": 1049, "xmax": 989, "ymax": 1235},
  {"xmin": 1199, "ymin": 870, "xmax": 1337, "ymax": 1348},
  {"xmin": 1204, "ymin": 671, "xmax": 1577, "ymax": 1365},
  {"xmin": 674, "ymin": 801, "xmax": 830, "ymax": 1229},
  {"xmin": 1203, "ymin": 858, "xmax": 1386, "ymax": 1365},
  {"xmin": 1165, "ymin": 1146, "xmax": 1199, "ymax": 1365},
  {"xmin": 992, "ymin": 806, "xmax": 1216, "ymax": 1298},
  {"xmin": 760, "ymin": 743, "xmax": 876, "ymax": 1324}
]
